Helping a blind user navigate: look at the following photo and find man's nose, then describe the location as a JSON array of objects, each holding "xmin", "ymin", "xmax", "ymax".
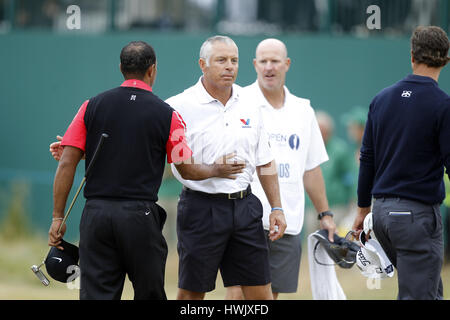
[{"xmin": 265, "ymin": 61, "xmax": 273, "ymax": 70}]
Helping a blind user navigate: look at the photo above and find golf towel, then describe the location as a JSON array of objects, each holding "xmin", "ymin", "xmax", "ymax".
[{"xmin": 307, "ymin": 233, "xmax": 347, "ymax": 300}]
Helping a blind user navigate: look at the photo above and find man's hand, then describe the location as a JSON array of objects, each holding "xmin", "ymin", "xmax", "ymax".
[
  {"xmin": 351, "ymin": 206, "xmax": 371, "ymax": 240},
  {"xmin": 49, "ymin": 135, "xmax": 63, "ymax": 161},
  {"xmin": 213, "ymin": 152, "xmax": 246, "ymax": 179},
  {"xmin": 50, "ymin": 135, "xmax": 85, "ymax": 161},
  {"xmin": 48, "ymin": 218, "xmax": 66, "ymax": 250},
  {"xmin": 319, "ymin": 215, "xmax": 336, "ymax": 242},
  {"xmin": 269, "ymin": 209, "xmax": 286, "ymax": 241}
]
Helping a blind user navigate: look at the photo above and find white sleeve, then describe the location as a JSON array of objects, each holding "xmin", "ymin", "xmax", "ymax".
[
  {"xmin": 305, "ymin": 110, "xmax": 329, "ymax": 171},
  {"xmin": 165, "ymin": 96, "xmax": 177, "ymax": 109}
]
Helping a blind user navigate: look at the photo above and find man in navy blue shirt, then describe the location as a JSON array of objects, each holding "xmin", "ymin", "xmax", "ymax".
[{"xmin": 352, "ymin": 26, "xmax": 450, "ymax": 300}]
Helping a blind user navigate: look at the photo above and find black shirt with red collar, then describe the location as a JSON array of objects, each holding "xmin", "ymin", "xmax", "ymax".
[{"xmin": 61, "ymin": 79, "xmax": 192, "ymax": 201}]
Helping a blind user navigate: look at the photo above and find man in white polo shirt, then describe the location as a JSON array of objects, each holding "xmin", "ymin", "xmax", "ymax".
[
  {"xmin": 166, "ymin": 35, "xmax": 287, "ymax": 300},
  {"xmin": 226, "ymin": 38, "xmax": 336, "ymax": 300}
]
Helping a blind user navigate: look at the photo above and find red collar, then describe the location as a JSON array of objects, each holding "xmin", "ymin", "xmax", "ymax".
[{"xmin": 120, "ymin": 79, "xmax": 152, "ymax": 92}]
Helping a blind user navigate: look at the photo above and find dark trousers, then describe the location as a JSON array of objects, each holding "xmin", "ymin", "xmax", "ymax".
[
  {"xmin": 372, "ymin": 197, "xmax": 444, "ymax": 300},
  {"xmin": 79, "ymin": 199, "xmax": 168, "ymax": 300}
]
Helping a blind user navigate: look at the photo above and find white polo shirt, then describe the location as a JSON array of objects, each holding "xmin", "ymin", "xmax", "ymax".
[
  {"xmin": 166, "ymin": 77, "xmax": 273, "ymax": 194},
  {"xmin": 244, "ymin": 81, "xmax": 329, "ymax": 235}
]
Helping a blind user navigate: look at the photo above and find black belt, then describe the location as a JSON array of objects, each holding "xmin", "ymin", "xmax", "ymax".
[{"xmin": 183, "ymin": 185, "xmax": 251, "ymax": 200}]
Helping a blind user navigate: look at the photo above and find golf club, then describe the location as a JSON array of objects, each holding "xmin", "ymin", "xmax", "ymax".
[{"xmin": 31, "ymin": 133, "xmax": 109, "ymax": 286}]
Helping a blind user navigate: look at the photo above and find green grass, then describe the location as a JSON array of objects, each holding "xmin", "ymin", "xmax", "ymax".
[{"xmin": 0, "ymin": 235, "xmax": 448, "ymax": 300}]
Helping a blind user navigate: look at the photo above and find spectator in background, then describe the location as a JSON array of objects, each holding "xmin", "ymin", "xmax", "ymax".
[
  {"xmin": 0, "ymin": 0, "xmax": 5, "ymax": 22},
  {"xmin": 257, "ymin": 0, "xmax": 318, "ymax": 32},
  {"xmin": 316, "ymin": 110, "xmax": 354, "ymax": 233},
  {"xmin": 16, "ymin": 0, "xmax": 61, "ymax": 28},
  {"xmin": 325, "ymin": 105, "xmax": 367, "ymax": 231},
  {"xmin": 332, "ymin": 0, "xmax": 361, "ymax": 32},
  {"xmin": 342, "ymin": 105, "xmax": 367, "ymax": 194}
]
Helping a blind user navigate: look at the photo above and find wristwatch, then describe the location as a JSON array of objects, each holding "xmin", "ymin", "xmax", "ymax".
[{"xmin": 317, "ymin": 210, "xmax": 334, "ymax": 220}]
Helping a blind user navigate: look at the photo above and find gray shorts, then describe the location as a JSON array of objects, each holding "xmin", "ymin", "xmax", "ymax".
[{"xmin": 265, "ymin": 230, "xmax": 302, "ymax": 293}]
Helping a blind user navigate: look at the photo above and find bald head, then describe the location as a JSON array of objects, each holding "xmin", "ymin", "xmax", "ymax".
[
  {"xmin": 255, "ymin": 38, "xmax": 288, "ymax": 59},
  {"xmin": 253, "ymin": 38, "xmax": 290, "ymax": 92}
]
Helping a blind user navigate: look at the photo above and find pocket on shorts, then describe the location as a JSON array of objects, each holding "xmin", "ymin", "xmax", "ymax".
[
  {"xmin": 248, "ymin": 194, "xmax": 263, "ymax": 221},
  {"xmin": 176, "ymin": 196, "xmax": 187, "ymax": 230},
  {"xmin": 177, "ymin": 194, "xmax": 212, "ymax": 232}
]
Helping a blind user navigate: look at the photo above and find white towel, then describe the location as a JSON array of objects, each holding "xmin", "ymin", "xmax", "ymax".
[{"xmin": 307, "ymin": 233, "xmax": 347, "ymax": 300}]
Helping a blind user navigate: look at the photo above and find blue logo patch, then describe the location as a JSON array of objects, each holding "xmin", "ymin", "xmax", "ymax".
[{"xmin": 288, "ymin": 134, "xmax": 300, "ymax": 150}]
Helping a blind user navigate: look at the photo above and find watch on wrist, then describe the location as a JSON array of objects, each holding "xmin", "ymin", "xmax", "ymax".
[{"xmin": 317, "ymin": 210, "xmax": 334, "ymax": 220}]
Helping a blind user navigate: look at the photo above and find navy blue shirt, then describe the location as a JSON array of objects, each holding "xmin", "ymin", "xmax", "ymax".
[{"xmin": 358, "ymin": 74, "xmax": 450, "ymax": 207}]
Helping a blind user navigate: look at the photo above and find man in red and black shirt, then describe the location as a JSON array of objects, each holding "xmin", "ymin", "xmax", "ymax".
[{"xmin": 48, "ymin": 41, "xmax": 245, "ymax": 300}]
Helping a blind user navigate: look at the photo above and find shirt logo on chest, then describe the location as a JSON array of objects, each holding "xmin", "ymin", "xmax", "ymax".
[
  {"xmin": 401, "ymin": 90, "xmax": 412, "ymax": 98},
  {"xmin": 289, "ymin": 134, "xmax": 300, "ymax": 150},
  {"xmin": 268, "ymin": 133, "xmax": 300, "ymax": 151},
  {"xmin": 240, "ymin": 118, "xmax": 251, "ymax": 128}
]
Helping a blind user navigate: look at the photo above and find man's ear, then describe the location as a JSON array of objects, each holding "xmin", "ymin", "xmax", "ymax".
[
  {"xmin": 199, "ymin": 58, "xmax": 207, "ymax": 73},
  {"xmin": 285, "ymin": 57, "xmax": 291, "ymax": 71},
  {"xmin": 150, "ymin": 64, "xmax": 156, "ymax": 76},
  {"xmin": 148, "ymin": 64, "xmax": 157, "ymax": 86}
]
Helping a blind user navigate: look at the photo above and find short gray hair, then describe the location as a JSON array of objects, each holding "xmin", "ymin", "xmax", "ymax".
[{"xmin": 199, "ymin": 35, "xmax": 237, "ymax": 66}]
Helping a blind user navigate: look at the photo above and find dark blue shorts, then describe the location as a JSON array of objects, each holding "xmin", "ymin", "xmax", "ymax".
[{"xmin": 176, "ymin": 188, "xmax": 271, "ymax": 292}]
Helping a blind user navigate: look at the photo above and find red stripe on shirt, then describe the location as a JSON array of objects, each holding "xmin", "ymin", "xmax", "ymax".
[
  {"xmin": 166, "ymin": 111, "xmax": 192, "ymax": 163},
  {"xmin": 61, "ymin": 100, "xmax": 88, "ymax": 152}
]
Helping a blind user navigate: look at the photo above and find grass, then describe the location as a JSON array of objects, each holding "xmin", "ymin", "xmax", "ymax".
[{"xmin": 0, "ymin": 235, "xmax": 448, "ymax": 300}]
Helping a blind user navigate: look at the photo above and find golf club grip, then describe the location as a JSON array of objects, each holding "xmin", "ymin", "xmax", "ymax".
[{"xmin": 85, "ymin": 133, "xmax": 108, "ymax": 179}]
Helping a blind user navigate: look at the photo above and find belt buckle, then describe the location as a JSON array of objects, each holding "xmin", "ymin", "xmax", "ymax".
[
  {"xmin": 228, "ymin": 192, "xmax": 237, "ymax": 200},
  {"xmin": 227, "ymin": 190, "xmax": 244, "ymax": 200}
]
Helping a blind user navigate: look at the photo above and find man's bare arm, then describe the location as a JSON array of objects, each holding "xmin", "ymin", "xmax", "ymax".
[
  {"xmin": 256, "ymin": 160, "xmax": 286, "ymax": 241},
  {"xmin": 49, "ymin": 146, "xmax": 83, "ymax": 249},
  {"xmin": 304, "ymin": 165, "xmax": 336, "ymax": 242}
]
